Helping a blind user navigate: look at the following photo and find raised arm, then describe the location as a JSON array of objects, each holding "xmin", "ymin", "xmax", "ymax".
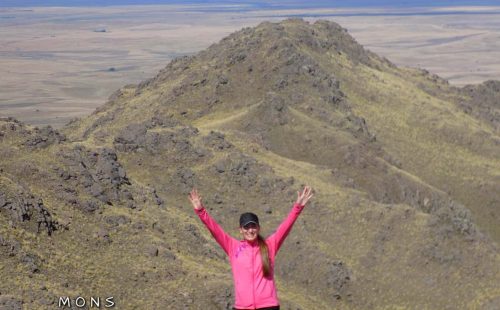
[
  {"xmin": 267, "ymin": 186, "xmax": 314, "ymax": 253},
  {"xmin": 189, "ymin": 188, "xmax": 235, "ymax": 256}
]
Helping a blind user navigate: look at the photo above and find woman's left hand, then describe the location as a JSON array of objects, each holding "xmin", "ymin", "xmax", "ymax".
[{"xmin": 295, "ymin": 185, "xmax": 313, "ymax": 206}]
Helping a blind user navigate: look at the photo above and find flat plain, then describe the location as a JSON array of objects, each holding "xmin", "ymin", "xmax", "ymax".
[{"xmin": 1, "ymin": 4, "xmax": 500, "ymax": 127}]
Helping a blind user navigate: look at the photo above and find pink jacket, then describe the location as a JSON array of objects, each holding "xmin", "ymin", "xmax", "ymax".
[{"xmin": 195, "ymin": 203, "xmax": 305, "ymax": 309}]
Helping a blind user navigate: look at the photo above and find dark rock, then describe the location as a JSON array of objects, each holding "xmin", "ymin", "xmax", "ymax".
[
  {"xmin": 95, "ymin": 227, "xmax": 111, "ymax": 243},
  {"xmin": 185, "ymin": 223, "xmax": 200, "ymax": 238},
  {"xmin": 148, "ymin": 114, "xmax": 180, "ymax": 128},
  {"xmin": 148, "ymin": 246, "xmax": 159, "ymax": 257},
  {"xmin": 80, "ymin": 200, "xmax": 99, "ymax": 213},
  {"xmin": 132, "ymin": 222, "xmax": 146, "ymax": 230},
  {"xmin": 0, "ymin": 193, "xmax": 6, "ymax": 208},
  {"xmin": 217, "ymin": 75, "xmax": 229, "ymax": 85},
  {"xmin": 214, "ymin": 160, "xmax": 227, "ymax": 173},
  {"xmin": 58, "ymin": 145, "xmax": 132, "ymax": 209},
  {"xmin": 21, "ymin": 253, "xmax": 41, "ymax": 273},
  {"xmin": 213, "ymin": 194, "xmax": 223, "ymax": 204},
  {"xmin": 0, "ymin": 192, "xmax": 56, "ymax": 236},
  {"xmin": 23, "ymin": 125, "xmax": 66, "ymax": 149},
  {"xmin": 152, "ymin": 222, "xmax": 165, "ymax": 234},
  {"xmin": 203, "ymin": 131, "xmax": 232, "ymax": 150},
  {"xmin": 149, "ymin": 188, "xmax": 164, "ymax": 207}
]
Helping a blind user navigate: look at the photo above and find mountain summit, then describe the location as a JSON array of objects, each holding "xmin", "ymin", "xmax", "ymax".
[{"xmin": 1, "ymin": 19, "xmax": 499, "ymax": 309}]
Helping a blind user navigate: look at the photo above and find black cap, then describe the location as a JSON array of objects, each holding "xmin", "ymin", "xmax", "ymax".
[{"xmin": 239, "ymin": 212, "xmax": 259, "ymax": 227}]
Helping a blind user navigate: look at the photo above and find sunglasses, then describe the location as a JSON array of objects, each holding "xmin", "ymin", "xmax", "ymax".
[{"xmin": 242, "ymin": 223, "xmax": 258, "ymax": 230}]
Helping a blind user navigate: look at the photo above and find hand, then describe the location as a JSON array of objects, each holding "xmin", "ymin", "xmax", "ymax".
[
  {"xmin": 295, "ymin": 186, "xmax": 313, "ymax": 206},
  {"xmin": 188, "ymin": 188, "xmax": 203, "ymax": 210}
]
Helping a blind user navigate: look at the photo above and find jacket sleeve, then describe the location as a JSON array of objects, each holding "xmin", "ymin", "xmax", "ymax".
[
  {"xmin": 194, "ymin": 206, "xmax": 235, "ymax": 256},
  {"xmin": 266, "ymin": 203, "xmax": 305, "ymax": 254}
]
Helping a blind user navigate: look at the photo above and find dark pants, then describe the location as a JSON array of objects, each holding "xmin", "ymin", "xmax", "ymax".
[{"xmin": 233, "ymin": 306, "xmax": 280, "ymax": 310}]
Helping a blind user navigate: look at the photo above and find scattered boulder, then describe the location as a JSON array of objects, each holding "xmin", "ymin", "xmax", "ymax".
[
  {"xmin": 21, "ymin": 253, "xmax": 41, "ymax": 273},
  {"xmin": 94, "ymin": 227, "xmax": 111, "ymax": 244},
  {"xmin": 147, "ymin": 246, "xmax": 159, "ymax": 257},
  {"xmin": 160, "ymin": 247, "xmax": 177, "ymax": 260},
  {"xmin": 203, "ymin": 131, "xmax": 232, "ymax": 150}
]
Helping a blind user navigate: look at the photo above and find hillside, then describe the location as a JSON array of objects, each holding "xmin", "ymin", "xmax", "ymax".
[{"xmin": 1, "ymin": 19, "xmax": 499, "ymax": 309}]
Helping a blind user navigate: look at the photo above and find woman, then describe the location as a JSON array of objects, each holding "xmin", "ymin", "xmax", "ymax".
[{"xmin": 188, "ymin": 186, "xmax": 313, "ymax": 310}]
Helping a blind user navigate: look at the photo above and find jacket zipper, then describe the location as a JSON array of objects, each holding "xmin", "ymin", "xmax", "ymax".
[{"xmin": 252, "ymin": 244, "xmax": 256, "ymax": 309}]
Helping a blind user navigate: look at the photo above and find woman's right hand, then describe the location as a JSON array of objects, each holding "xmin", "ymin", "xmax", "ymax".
[
  {"xmin": 188, "ymin": 188, "xmax": 203, "ymax": 210},
  {"xmin": 295, "ymin": 185, "xmax": 313, "ymax": 206}
]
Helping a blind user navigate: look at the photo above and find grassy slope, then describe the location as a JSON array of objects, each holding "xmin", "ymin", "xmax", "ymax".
[
  {"xmin": 2, "ymin": 20, "xmax": 500, "ymax": 309},
  {"xmin": 328, "ymin": 52, "xmax": 500, "ymax": 241}
]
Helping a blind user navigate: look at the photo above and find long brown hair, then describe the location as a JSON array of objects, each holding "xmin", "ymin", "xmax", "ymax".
[{"xmin": 257, "ymin": 234, "xmax": 271, "ymax": 278}]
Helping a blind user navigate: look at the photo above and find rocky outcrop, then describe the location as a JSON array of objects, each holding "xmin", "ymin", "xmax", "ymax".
[
  {"xmin": 0, "ymin": 190, "xmax": 56, "ymax": 236},
  {"xmin": 23, "ymin": 125, "xmax": 66, "ymax": 149},
  {"xmin": 460, "ymin": 80, "xmax": 500, "ymax": 131},
  {"xmin": 55, "ymin": 146, "xmax": 133, "ymax": 209}
]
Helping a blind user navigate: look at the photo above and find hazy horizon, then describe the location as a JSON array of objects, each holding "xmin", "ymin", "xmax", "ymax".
[{"xmin": 2, "ymin": 0, "xmax": 500, "ymax": 8}]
